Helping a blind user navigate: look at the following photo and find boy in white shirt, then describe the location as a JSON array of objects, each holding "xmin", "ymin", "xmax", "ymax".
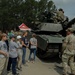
[{"xmin": 17, "ymin": 35, "xmax": 22, "ymax": 70}]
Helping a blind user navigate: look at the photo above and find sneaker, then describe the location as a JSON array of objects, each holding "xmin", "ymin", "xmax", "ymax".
[
  {"xmin": 27, "ymin": 60, "xmax": 30, "ymax": 63},
  {"xmin": 17, "ymin": 67, "xmax": 22, "ymax": 71},
  {"xmin": 22, "ymin": 63, "xmax": 28, "ymax": 67},
  {"xmin": 13, "ymin": 73, "xmax": 19, "ymax": 75},
  {"xmin": 7, "ymin": 71, "xmax": 10, "ymax": 74},
  {"xmin": 69, "ymin": 74, "xmax": 75, "ymax": 75},
  {"xmin": 31, "ymin": 61, "xmax": 34, "ymax": 63},
  {"xmin": 62, "ymin": 74, "xmax": 68, "ymax": 75}
]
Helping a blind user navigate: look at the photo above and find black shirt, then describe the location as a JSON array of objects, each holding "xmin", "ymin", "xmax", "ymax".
[{"xmin": 22, "ymin": 37, "xmax": 28, "ymax": 47}]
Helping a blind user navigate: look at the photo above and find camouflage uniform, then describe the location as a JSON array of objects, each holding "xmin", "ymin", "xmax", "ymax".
[
  {"xmin": 62, "ymin": 38, "xmax": 67, "ymax": 53},
  {"xmin": 62, "ymin": 33, "xmax": 75, "ymax": 75},
  {"xmin": 56, "ymin": 10, "xmax": 64, "ymax": 22},
  {"xmin": 53, "ymin": 10, "xmax": 64, "ymax": 23}
]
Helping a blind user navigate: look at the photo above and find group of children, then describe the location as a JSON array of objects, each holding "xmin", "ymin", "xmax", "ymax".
[{"xmin": 0, "ymin": 31, "xmax": 37, "ymax": 75}]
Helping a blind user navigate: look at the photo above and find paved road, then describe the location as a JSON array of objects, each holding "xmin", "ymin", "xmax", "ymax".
[
  {"xmin": 8, "ymin": 49, "xmax": 63, "ymax": 75},
  {"xmin": 21, "ymin": 49, "xmax": 63, "ymax": 75}
]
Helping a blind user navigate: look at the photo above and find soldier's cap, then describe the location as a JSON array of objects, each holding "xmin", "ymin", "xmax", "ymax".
[{"xmin": 66, "ymin": 28, "xmax": 73, "ymax": 32}]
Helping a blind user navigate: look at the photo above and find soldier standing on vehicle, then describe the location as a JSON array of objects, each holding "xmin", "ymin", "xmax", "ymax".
[
  {"xmin": 57, "ymin": 8, "xmax": 64, "ymax": 22},
  {"xmin": 62, "ymin": 28, "xmax": 75, "ymax": 75},
  {"xmin": 54, "ymin": 8, "xmax": 64, "ymax": 23}
]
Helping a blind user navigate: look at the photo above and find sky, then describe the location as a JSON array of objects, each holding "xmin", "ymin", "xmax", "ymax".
[{"xmin": 52, "ymin": 0, "xmax": 75, "ymax": 20}]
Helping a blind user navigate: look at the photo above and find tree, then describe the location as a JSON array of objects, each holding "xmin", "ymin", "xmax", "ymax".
[
  {"xmin": 37, "ymin": 0, "xmax": 57, "ymax": 22},
  {"xmin": 0, "ymin": 0, "xmax": 56, "ymax": 31}
]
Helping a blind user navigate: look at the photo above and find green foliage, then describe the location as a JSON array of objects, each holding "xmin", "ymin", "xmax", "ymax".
[{"xmin": 0, "ymin": 0, "xmax": 56, "ymax": 31}]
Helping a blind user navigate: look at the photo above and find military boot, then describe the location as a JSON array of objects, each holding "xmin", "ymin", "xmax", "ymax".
[
  {"xmin": 62, "ymin": 73, "xmax": 68, "ymax": 75},
  {"xmin": 69, "ymin": 74, "xmax": 75, "ymax": 75}
]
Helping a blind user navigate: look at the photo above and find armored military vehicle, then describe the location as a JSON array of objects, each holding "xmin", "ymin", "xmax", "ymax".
[
  {"xmin": 34, "ymin": 18, "xmax": 75, "ymax": 58},
  {"xmin": 33, "ymin": 23, "xmax": 64, "ymax": 58}
]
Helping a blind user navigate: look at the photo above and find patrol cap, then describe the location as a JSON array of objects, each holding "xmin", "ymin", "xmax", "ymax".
[
  {"xmin": 66, "ymin": 28, "xmax": 73, "ymax": 32},
  {"xmin": 17, "ymin": 35, "xmax": 21, "ymax": 39}
]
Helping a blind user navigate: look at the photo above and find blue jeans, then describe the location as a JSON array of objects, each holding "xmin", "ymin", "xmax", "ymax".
[
  {"xmin": 22, "ymin": 47, "xmax": 26, "ymax": 64},
  {"xmin": 7, "ymin": 57, "xmax": 17, "ymax": 74},
  {"xmin": 29, "ymin": 48, "xmax": 36, "ymax": 61}
]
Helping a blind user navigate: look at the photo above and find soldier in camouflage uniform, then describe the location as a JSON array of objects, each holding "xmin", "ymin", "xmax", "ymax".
[
  {"xmin": 57, "ymin": 8, "xmax": 64, "ymax": 22},
  {"xmin": 54, "ymin": 8, "xmax": 65, "ymax": 23},
  {"xmin": 62, "ymin": 28, "xmax": 75, "ymax": 75}
]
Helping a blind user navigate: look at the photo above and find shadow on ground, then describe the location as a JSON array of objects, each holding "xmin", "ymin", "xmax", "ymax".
[
  {"xmin": 54, "ymin": 66, "xmax": 63, "ymax": 75},
  {"xmin": 38, "ymin": 55, "xmax": 62, "ymax": 63}
]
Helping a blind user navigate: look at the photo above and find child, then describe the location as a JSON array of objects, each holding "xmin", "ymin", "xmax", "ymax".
[
  {"xmin": 7, "ymin": 35, "xmax": 19, "ymax": 75},
  {"xmin": 0, "ymin": 33, "xmax": 8, "ymax": 75},
  {"xmin": 17, "ymin": 35, "xmax": 22, "ymax": 70},
  {"xmin": 28, "ymin": 34, "xmax": 37, "ymax": 63}
]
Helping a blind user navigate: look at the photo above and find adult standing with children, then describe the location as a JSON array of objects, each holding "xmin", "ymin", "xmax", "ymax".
[{"xmin": 21, "ymin": 31, "xmax": 28, "ymax": 65}]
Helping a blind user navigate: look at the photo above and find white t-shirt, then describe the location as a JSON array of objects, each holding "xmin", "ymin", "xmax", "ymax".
[
  {"xmin": 30, "ymin": 37, "xmax": 37, "ymax": 49},
  {"xmin": 17, "ymin": 41, "xmax": 22, "ymax": 56}
]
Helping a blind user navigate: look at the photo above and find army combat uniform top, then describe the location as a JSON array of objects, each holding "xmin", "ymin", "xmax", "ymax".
[
  {"xmin": 63, "ymin": 34, "xmax": 75, "ymax": 55},
  {"xmin": 62, "ymin": 34, "xmax": 75, "ymax": 75},
  {"xmin": 56, "ymin": 10, "xmax": 64, "ymax": 22}
]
